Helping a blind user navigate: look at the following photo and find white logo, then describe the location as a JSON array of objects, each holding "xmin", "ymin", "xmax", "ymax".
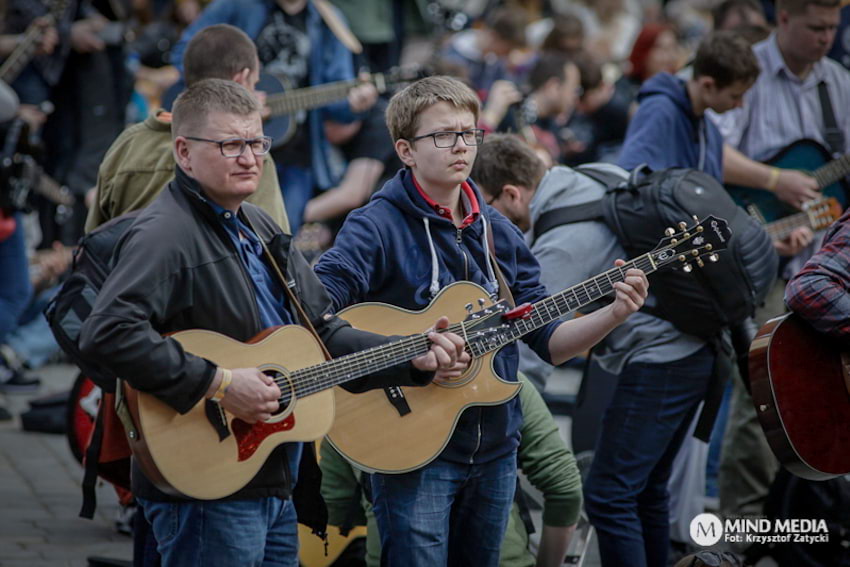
[{"xmin": 691, "ymin": 513, "xmax": 724, "ymax": 546}]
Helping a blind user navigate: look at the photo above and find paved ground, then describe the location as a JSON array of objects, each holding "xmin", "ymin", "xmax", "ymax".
[{"xmin": 0, "ymin": 364, "xmax": 132, "ymax": 567}]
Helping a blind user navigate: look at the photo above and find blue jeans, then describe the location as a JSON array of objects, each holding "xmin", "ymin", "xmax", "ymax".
[
  {"xmin": 137, "ymin": 497, "xmax": 298, "ymax": 567},
  {"xmin": 371, "ymin": 451, "xmax": 517, "ymax": 567},
  {"xmin": 584, "ymin": 345, "xmax": 715, "ymax": 567},
  {"xmin": 0, "ymin": 214, "xmax": 32, "ymax": 343},
  {"xmin": 5, "ymin": 287, "xmax": 61, "ymax": 367}
]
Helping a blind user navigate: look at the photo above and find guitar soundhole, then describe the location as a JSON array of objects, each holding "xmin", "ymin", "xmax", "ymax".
[{"xmin": 263, "ymin": 370, "xmax": 294, "ymax": 415}]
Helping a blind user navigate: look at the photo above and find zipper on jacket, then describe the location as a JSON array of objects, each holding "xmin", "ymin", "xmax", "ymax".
[{"xmin": 456, "ymin": 227, "xmax": 469, "ymax": 280}]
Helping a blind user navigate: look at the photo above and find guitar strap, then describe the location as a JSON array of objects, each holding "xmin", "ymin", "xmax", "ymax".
[
  {"xmin": 484, "ymin": 217, "xmax": 516, "ymax": 308},
  {"xmin": 311, "ymin": 0, "xmax": 363, "ymax": 55},
  {"xmin": 244, "ymin": 214, "xmax": 332, "ymax": 362},
  {"xmin": 818, "ymin": 81, "xmax": 845, "ymax": 155}
]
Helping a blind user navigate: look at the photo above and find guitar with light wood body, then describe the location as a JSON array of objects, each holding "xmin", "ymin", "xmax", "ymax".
[
  {"xmin": 123, "ymin": 320, "xmax": 500, "ymax": 500},
  {"xmin": 327, "ymin": 216, "xmax": 731, "ymax": 474}
]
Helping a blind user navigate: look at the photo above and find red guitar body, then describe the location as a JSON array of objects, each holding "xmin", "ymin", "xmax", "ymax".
[{"xmin": 749, "ymin": 313, "xmax": 850, "ymax": 480}]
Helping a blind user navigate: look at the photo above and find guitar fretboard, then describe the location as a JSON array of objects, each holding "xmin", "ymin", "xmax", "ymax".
[
  {"xmin": 265, "ymin": 73, "xmax": 390, "ymax": 117},
  {"xmin": 0, "ymin": 24, "xmax": 44, "ymax": 84},
  {"xmin": 812, "ymin": 153, "xmax": 850, "ymax": 189},
  {"xmin": 765, "ymin": 210, "xmax": 816, "ymax": 240},
  {"xmin": 279, "ymin": 252, "xmax": 658, "ymax": 402},
  {"xmin": 469, "ymin": 254, "xmax": 657, "ymax": 356}
]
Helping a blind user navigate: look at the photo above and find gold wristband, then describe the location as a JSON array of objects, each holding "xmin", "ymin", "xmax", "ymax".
[
  {"xmin": 766, "ymin": 167, "xmax": 781, "ymax": 191},
  {"xmin": 211, "ymin": 368, "xmax": 232, "ymax": 403}
]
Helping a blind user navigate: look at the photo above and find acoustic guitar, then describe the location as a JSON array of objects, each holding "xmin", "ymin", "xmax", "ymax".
[
  {"xmin": 122, "ymin": 311, "xmax": 503, "ymax": 499},
  {"xmin": 727, "ymin": 139, "xmax": 850, "ymax": 223},
  {"xmin": 327, "ymin": 216, "xmax": 731, "ymax": 474},
  {"xmin": 749, "ymin": 313, "xmax": 850, "ymax": 481}
]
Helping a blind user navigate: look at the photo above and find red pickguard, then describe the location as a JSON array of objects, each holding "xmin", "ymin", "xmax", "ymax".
[
  {"xmin": 231, "ymin": 414, "xmax": 296, "ymax": 462},
  {"xmin": 749, "ymin": 314, "xmax": 850, "ymax": 480}
]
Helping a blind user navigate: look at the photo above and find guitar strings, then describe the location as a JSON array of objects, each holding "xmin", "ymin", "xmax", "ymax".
[{"xmin": 272, "ymin": 254, "xmax": 656, "ymax": 401}]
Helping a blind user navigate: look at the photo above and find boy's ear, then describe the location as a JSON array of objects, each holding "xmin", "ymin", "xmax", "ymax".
[
  {"xmin": 698, "ymin": 75, "xmax": 717, "ymax": 93},
  {"xmin": 502, "ymin": 184, "xmax": 522, "ymax": 202},
  {"xmin": 395, "ymin": 138, "xmax": 416, "ymax": 167}
]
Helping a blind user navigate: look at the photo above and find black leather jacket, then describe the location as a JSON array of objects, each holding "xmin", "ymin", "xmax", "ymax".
[{"xmin": 80, "ymin": 167, "xmax": 430, "ymax": 530}]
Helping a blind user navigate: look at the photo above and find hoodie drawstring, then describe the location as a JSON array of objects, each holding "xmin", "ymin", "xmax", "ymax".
[
  {"xmin": 422, "ymin": 217, "xmax": 441, "ymax": 300},
  {"xmin": 479, "ymin": 215, "xmax": 499, "ymax": 299}
]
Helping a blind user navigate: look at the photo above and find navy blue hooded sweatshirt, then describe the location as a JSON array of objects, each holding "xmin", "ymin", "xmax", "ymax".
[
  {"xmin": 618, "ymin": 72, "xmax": 724, "ymax": 182},
  {"xmin": 315, "ymin": 168, "xmax": 561, "ymax": 465}
]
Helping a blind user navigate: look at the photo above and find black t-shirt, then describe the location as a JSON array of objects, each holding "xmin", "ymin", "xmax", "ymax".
[{"xmin": 256, "ymin": 6, "xmax": 311, "ymax": 168}]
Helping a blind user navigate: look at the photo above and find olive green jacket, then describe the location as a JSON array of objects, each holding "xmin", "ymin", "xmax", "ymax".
[{"xmin": 86, "ymin": 110, "xmax": 289, "ymax": 233}]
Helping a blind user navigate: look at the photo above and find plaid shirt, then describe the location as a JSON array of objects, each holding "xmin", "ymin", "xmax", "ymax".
[{"xmin": 785, "ymin": 209, "xmax": 850, "ymax": 339}]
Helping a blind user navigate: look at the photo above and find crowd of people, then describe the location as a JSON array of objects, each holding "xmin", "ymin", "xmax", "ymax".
[{"xmin": 2, "ymin": 0, "xmax": 850, "ymax": 566}]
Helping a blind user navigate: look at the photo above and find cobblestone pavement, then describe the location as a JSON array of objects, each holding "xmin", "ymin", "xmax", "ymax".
[{"xmin": 0, "ymin": 364, "xmax": 131, "ymax": 567}]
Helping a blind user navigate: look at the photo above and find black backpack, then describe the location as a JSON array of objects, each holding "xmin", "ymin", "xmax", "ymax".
[
  {"xmin": 532, "ymin": 165, "xmax": 778, "ymax": 339},
  {"xmin": 44, "ymin": 211, "xmax": 140, "ymax": 393}
]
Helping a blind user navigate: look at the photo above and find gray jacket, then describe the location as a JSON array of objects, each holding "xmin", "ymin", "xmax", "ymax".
[{"xmin": 519, "ymin": 165, "xmax": 705, "ymax": 388}]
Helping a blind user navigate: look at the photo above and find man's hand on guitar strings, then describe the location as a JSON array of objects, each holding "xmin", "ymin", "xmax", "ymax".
[
  {"xmin": 413, "ymin": 316, "xmax": 471, "ymax": 382},
  {"xmin": 774, "ymin": 169, "xmax": 819, "ymax": 210},
  {"xmin": 609, "ymin": 259, "xmax": 649, "ymax": 323},
  {"xmin": 217, "ymin": 368, "xmax": 282, "ymax": 424},
  {"xmin": 774, "ymin": 226, "xmax": 814, "ymax": 257}
]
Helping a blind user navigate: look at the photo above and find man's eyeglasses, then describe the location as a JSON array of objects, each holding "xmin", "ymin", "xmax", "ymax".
[
  {"xmin": 410, "ymin": 129, "xmax": 485, "ymax": 148},
  {"xmin": 185, "ymin": 136, "xmax": 273, "ymax": 158}
]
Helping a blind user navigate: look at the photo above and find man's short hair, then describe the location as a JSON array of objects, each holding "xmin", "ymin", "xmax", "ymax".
[
  {"xmin": 712, "ymin": 0, "xmax": 765, "ymax": 30},
  {"xmin": 172, "ymin": 78, "xmax": 260, "ymax": 138},
  {"xmin": 528, "ymin": 52, "xmax": 572, "ymax": 92},
  {"xmin": 183, "ymin": 24, "xmax": 259, "ymax": 87},
  {"xmin": 385, "ymin": 76, "xmax": 480, "ymax": 142},
  {"xmin": 776, "ymin": 0, "xmax": 840, "ymax": 15},
  {"xmin": 693, "ymin": 31, "xmax": 760, "ymax": 89},
  {"xmin": 470, "ymin": 134, "xmax": 547, "ymax": 199}
]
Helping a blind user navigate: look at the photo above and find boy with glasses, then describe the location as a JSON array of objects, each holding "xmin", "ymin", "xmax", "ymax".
[{"xmin": 314, "ymin": 75, "xmax": 649, "ymax": 566}]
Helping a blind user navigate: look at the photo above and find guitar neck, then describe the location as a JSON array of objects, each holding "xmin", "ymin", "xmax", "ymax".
[
  {"xmin": 765, "ymin": 210, "xmax": 813, "ymax": 241},
  {"xmin": 470, "ymin": 253, "xmax": 657, "ymax": 356},
  {"xmin": 288, "ymin": 321, "xmax": 472, "ymax": 399},
  {"xmin": 266, "ymin": 73, "xmax": 392, "ymax": 117},
  {"xmin": 0, "ymin": 23, "xmax": 42, "ymax": 84},
  {"xmin": 811, "ymin": 153, "xmax": 850, "ymax": 189}
]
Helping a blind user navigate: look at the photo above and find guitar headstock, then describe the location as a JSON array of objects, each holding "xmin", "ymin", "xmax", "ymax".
[
  {"xmin": 649, "ymin": 215, "xmax": 730, "ymax": 273},
  {"xmin": 804, "ymin": 197, "xmax": 842, "ymax": 230}
]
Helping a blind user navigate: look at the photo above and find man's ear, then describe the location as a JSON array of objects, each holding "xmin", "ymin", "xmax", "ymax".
[
  {"xmin": 174, "ymin": 137, "xmax": 192, "ymax": 172},
  {"xmin": 232, "ymin": 67, "xmax": 252, "ymax": 88},
  {"xmin": 501, "ymin": 183, "xmax": 523, "ymax": 203},
  {"xmin": 395, "ymin": 138, "xmax": 415, "ymax": 167}
]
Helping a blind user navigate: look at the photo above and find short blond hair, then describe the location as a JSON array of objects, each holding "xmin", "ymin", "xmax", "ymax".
[
  {"xmin": 171, "ymin": 78, "xmax": 260, "ymax": 139},
  {"xmin": 385, "ymin": 76, "xmax": 480, "ymax": 142}
]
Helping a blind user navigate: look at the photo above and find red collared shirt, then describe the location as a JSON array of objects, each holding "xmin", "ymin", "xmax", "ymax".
[{"xmin": 411, "ymin": 174, "xmax": 480, "ymax": 229}]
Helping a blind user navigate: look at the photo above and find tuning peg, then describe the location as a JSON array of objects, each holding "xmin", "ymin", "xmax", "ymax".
[
  {"xmin": 696, "ymin": 258, "xmax": 705, "ymax": 268},
  {"xmin": 478, "ymin": 298, "xmax": 487, "ymax": 308},
  {"xmin": 678, "ymin": 221, "xmax": 688, "ymax": 230},
  {"xmin": 664, "ymin": 227, "xmax": 676, "ymax": 236},
  {"xmin": 692, "ymin": 215, "xmax": 699, "ymax": 222},
  {"xmin": 682, "ymin": 264, "xmax": 693, "ymax": 273},
  {"xmin": 708, "ymin": 253, "xmax": 720, "ymax": 263},
  {"xmin": 465, "ymin": 302, "xmax": 473, "ymax": 313}
]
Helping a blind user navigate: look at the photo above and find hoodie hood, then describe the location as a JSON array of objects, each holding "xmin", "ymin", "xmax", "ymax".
[{"xmin": 636, "ymin": 72, "xmax": 694, "ymax": 115}]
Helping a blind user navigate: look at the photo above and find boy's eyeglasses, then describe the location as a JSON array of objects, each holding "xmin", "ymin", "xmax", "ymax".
[
  {"xmin": 410, "ymin": 129, "xmax": 485, "ymax": 148},
  {"xmin": 185, "ymin": 136, "xmax": 273, "ymax": 158}
]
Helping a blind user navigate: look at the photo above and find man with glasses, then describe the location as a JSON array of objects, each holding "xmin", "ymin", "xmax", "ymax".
[
  {"xmin": 86, "ymin": 24, "xmax": 289, "ymax": 234},
  {"xmin": 80, "ymin": 78, "xmax": 469, "ymax": 567},
  {"xmin": 315, "ymin": 75, "xmax": 648, "ymax": 567}
]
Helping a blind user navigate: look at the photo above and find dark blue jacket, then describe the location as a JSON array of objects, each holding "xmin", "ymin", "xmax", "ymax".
[
  {"xmin": 618, "ymin": 73, "xmax": 724, "ymax": 182},
  {"xmin": 315, "ymin": 169, "xmax": 561, "ymax": 465}
]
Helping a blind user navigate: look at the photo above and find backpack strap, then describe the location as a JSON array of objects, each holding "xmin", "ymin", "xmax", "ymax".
[
  {"xmin": 818, "ymin": 81, "xmax": 845, "ymax": 155},
  {"xmin": 573, "ymin": 165, "xmax": 629, "ymax": 190},
  {"xmin": 531, "ymin": 201, "xmax": 604, "ymax": 244}
]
